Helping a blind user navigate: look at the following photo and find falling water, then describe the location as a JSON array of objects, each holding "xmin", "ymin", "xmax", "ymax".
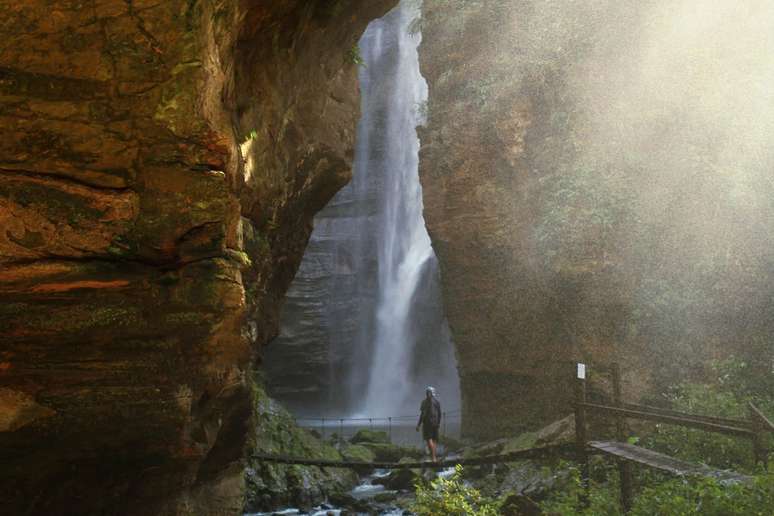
[
  {"xmin": 264, "ymin": 0, "xmax": 459, "ymax": 418},
  {"xmin": 355, "ymin": 0, "xmax": 457, "ymax": 414}
]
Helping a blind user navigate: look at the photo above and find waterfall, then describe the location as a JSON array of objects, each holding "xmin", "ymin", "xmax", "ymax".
[
  {"xmin": 355, "ymin": 0, "xmax": 458, "ymax": 414},
  {"xmin": 264, "ymin": 0, "xmax": 459, "ymax": 418}
]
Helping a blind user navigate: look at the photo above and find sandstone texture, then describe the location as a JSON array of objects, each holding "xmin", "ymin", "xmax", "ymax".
[
  {"xmin": 419, "ymin": 0, "xmax": 774, "ymax": 439},
  {"xmin": 0, "ymin": 1, "xmax": 394, "ymax": 514}
]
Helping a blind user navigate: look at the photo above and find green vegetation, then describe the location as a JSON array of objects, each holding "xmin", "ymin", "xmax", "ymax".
[
  {"xmin": 242, "ymin": 129, "xmax": 258, "ymax": 143},
  {"xmin": 643, "ymin": 356, "xmax": 774, "ymax": 473},
  {"xmin": 245, "ymin": 381, "xmax": 357, "ymax": 512},
  {"xmin": 540, "ymin": 463, "xmax": 774, "ymax": 516},
  {"xmin": 412, "ymin": 465, "xmax": 500, "ymax": 515},
  {"xmin": 347, "ymin": 44, "xmax": 365, "ymax": 66},
  {"xmin": 538, "ymin": 356, "xmax": 774, "ymax": 515}
]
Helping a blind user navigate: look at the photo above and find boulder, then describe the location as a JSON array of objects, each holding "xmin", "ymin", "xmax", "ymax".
[
  {"xmin": 362, "ymin": 442, "xmax": 423, "ymax": 462},
  {"xmin": 350, "ymin": 429, "xmax": 390, "ymax": 445}
]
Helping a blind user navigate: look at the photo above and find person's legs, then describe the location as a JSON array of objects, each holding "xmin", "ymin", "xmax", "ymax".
[{"xmin": 428, "ymin": 438, "xmax": 437, "ymax": 462}]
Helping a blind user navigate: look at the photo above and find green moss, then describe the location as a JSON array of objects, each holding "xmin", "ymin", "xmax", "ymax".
[
  {"xmin": 246, "ymin": 379, "xmax": 358, "ymax": 512},
  {"xmin": 361, "ymin": 442, "xmax": 423, "ymax": 462},
  {"xmin": 350, "ymin": 428, "xmax": 389, "ymax": 444},
  {"xmin": 341, "ymin": 444, "xmax": 376, "ymax": 463},
  {"xmin": 502, "ymin": 431, "xmax": 538, "ymax": 454}
]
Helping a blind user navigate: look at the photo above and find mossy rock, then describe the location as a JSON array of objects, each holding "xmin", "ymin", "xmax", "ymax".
[
  {"xmin": 374, "ymin": 458, "xmax": 423, "ymax": 492},
  {"xmin": 376, "ymin": 468, "xmax": 421, "ymax": 492},
  {"xmin": 341, "ymin": 444, "xmax": 376, "ymax": 463},
  {"xmin": 373, "ymin": 491, "xmax": 399, "ymax": 503},
  {"xmin": 350, "ymin": 429, "xmax": 389, "ymax": 444},
  {"xmin": 502, "ymin": 431, "xmax": 538, "ymax": 454},
  {"xmin": 362, "ymin": 442, "xmax": 423, "ymax": 462},
  {"xmin": 340, "ymin": 444, "xmax": 376, "ymax": 475},
  {"xmin": 464, "ymin": 438, "xmax": 508, "ymax": 459},
  {"xmin": 245, "ymin": 380, "xmax": 358, "ymax": 513}
]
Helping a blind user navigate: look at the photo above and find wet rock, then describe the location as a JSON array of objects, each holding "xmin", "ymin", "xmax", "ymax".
[
  {"xmin": 340, "ymin": 444, "xmax": 377, "ymax": 475},
  {"xmin": 362, "ymin": 442, "xmax": 423, "ymax": 462},
  {"xmin": 350, "ymin": 429, "xmax": 390, "ymax": 445},
  {"xmin": 534, "ymin": 415, "xmax": 575, "ymax": 446},
  {"xmin": 373, "ymin": 468, "xmax": 422, "ymax": 492},
  {"xmin": 244, "ymin": 385, "xmax": 358, "ymax": 514},
  {"xmin": 328, "ymin": 492, "xmax": 373, "ymax": 513},
  {"xmin": 373, "ymin": 491, "xmax": 399, "ymax": 503}
]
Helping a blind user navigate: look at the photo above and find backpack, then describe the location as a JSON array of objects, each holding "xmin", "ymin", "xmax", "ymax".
[{"xmin": 427, "ymin": 398, "xmax": 441, "ymax": 427}]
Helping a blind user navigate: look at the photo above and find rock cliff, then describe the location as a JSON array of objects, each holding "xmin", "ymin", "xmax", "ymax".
[
  {"xmin": 0, "ymin": 1, "xmax": 394, "ymax": 514},
  {"xmin": 419, "ymin": 0, "xmax": 774, "ymax": 439}
]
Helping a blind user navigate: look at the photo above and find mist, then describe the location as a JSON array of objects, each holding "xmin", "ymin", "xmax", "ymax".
[{"xmin": 478, "ymin": 0, "xmax": 774, "ymax": 382}]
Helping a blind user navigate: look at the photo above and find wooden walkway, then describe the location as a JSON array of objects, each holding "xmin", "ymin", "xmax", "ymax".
[
  {"xmin": 589, "ymin": 441, "xmax": 752, "ymax": 484},
  {"xmin": 253, "ymin": 442, "xmax": 578, "ymax": 470}
]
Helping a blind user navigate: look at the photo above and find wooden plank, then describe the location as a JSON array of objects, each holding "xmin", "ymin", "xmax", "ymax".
[
  {"xmin": 589, "ymin": 441, "xmax": 752, "ymax": 484},
  {"xmin": 577, "ymin": 402, "xmax": 755, "ymax": 438},
  {"xmin": 252, "ymin": 443, "xmax": 578, "ymax": 470}
]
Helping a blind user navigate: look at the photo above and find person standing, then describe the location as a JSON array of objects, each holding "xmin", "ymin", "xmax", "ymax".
[{"xmin": 416, "ymin": 386, "xmax": 441, "ymax": 462}]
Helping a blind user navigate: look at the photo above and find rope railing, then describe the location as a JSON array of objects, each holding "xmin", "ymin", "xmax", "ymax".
[
  {"xmin": 289, "ymin": 409, "xmax": 463, "ymax": 422},
  {"xmin": 261, "ymin": 408, "xmax": 463, "ymax": 445},
  {"xmin": 253, "ymin": 442, "xmax": 579, "ymax": 470}
]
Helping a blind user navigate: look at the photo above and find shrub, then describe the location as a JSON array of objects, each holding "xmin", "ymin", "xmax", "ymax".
[
  {"xmin": 411, "ymin": 465, "xmax": 500, "ymax": 515},
  {"xmin": 630, "ymin": 474, "xmax": 774, "ymax": 516},
  {"xmin": 643, "ymin": 356, "xmax": 774, "ymax": 473}
]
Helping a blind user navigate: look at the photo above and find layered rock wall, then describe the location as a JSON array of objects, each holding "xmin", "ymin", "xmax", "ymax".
[
  {"xmin": 419, "ymin": 0, "xmax": 774, "ymax": 439},
  {"xmin": 0, "ymin": 1, "xmax": 394, "ymax": 514}
]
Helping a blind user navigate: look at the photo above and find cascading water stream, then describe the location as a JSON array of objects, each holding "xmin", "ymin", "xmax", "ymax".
[
  {"xmin": 355, "ymin": 0, "xmax": 455, "ymax": 415},
  {"xmin": 355, "ymin": 0, "xmax": 458, "ymax": 413},
  {"xmin": 265, "ymin": 0, "xmax": 459, "ymax": 420}
]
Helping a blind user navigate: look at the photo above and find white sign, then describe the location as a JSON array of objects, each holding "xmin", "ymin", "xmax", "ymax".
[{"xmin": 577, "ymin": 363, "xmax": 586, "ymax": 380}]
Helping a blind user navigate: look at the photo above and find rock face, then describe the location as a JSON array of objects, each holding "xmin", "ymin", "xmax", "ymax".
[
  {"xmin": 0, "ymin": 1, "xmax": 395, "ymax": 514},
  {"xmin": 419, "ymin": 0, "xmax": 774, "ymax": 440},
  {"xmin": 245, "ymin": 383, "xmax": 357, "ymax": 513}
]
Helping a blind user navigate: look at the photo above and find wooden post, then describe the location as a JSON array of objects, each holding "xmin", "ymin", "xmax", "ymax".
[
  {"xmin": 388, "ymin": 417, "xmax": 392, "ymax": 443},
  {"xmin": 749, "ymin": 402, "xmax": 771, "ymax": 470},
  {"xmin": 612, "ymin": 363, "xmax": 633, "ymax": 513},
  {"xmin": 574, "ymin": 363, "xmax": 590, "ymax": 509}
]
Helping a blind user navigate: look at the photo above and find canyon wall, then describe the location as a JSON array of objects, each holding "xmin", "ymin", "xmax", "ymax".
[
  {"xmin": 419, "ymin": 0, "xmax": 774, "ymax": 439},
  {"xmin": 0, "ymin": 1, "xmax": 394, "ymax": 514}
]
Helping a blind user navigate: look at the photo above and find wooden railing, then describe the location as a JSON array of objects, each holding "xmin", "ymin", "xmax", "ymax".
[{"xmin": 573, "ymin": 362, "xmax": 773, "ymax": 512}]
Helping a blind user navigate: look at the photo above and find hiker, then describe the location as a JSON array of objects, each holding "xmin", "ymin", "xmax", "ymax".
[{"xmin": 416, "ymin": 386, "xmax": 441, "ymax": 462}]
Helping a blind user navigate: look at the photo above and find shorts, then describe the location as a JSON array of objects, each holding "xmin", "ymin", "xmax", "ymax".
[{"xmin": 422, "ymin": 425, "xmax": 439, "ymax": 441}]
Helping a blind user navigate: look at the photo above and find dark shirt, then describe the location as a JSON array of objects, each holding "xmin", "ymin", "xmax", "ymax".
[{"xmin": 418, "ymin": 396, "xmax": 441, "ymax": 428}]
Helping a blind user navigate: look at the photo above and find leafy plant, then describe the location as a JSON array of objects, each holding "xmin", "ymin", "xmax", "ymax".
[
  {"xmin": 243, "ymin": 129, "xmax": 258, "ymax": 143},
  {"xmin": 629, "ymin": 474, "xmax": 774, "ymax": 516},
  {"xmin": 643, "ymin": 356, "xmax": 774, "ymax": 473},
  {"xmin": 539, "ymin": 461, "xmax": 620, "ymax": 516},
  {"xmin": 540, "ymin": 357, "xmax": 774, "ymax": 515},
  {"xmin": 412, "ymin": 465, "xmax": 499, "ymax": 515},
  {"xmin": 347, "ymin": 44, "xmax": 365, "ymax": 66},
  {"xmin": 540, "ymin": 462, "xmax": 774, "ymax": 516}
]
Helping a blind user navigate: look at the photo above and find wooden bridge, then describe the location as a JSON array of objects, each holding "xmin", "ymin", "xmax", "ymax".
[
  {"xmin": 254, "ymin": 442, "xmax": 578, "ymax": 470},
  {"xmin": 253, "ymin": 362, "xmax": 773, "ymax": 512}
]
